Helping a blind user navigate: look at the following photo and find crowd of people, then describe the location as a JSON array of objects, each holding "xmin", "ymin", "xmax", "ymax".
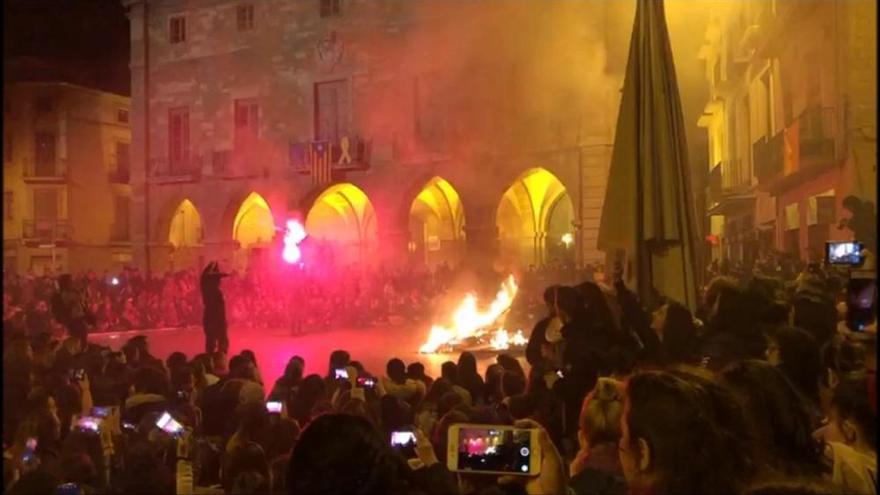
[
  {"xmin": 1, "ymin": 261, "xmax": 591, "ymax": 338},
  {"xmin": 2, "ymin": 251, "xmax": 876, "ymax": 494}
]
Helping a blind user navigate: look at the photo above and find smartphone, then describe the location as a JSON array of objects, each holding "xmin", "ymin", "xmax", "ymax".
[
  {"xmin": 846, "ymin": 270, "xmax": 877, "ymax": 332},
  {"xmin": 122, "ymin": 421, "xmax": 136, "ymax": 432},
  {"xmin": 390, "ymin": 430, "xmax": 417, "ymax": 458},
  {"xmin": 176, "ymin": 390, "xmax": 189, "ymax": 401},
  {"xmin": 447, "ymin": 424, "xmax": 541, "ymax": 476},
  {"xmin": 92, "ymin": 406, "xmax": 111, "ymax": 418},
  {"xmin": 826, "ymin": 241, "xmax": 864, "ymax": 266},
  {"xmin": 155, "ymin": 412, "xmax": 184, "ymax": 437},
  {"xmin": 55, "ymin": 483, "xmax": 83, "ymax": 495},
  {"xmin": 73, "ymin": 369, "xmax": 86, "ymax": 381},
  {"xmin": 73, "ymin": 416, "xmax": 102, "ymax": 433},
  {"xmin": 357, "ymin": 376, "xmax": 376, "ymax": 388},
  {"xmin": 21, "ymin": 437, "xmax": 37, "ymax": 465},
  {"xmin": 556, "ymin": 369, "xmax": 565, "ymax": 379},
  {"xmin": 335, "ymin": 368, "xmax": 349, "ymax": 380},
  {"xmin": 266, "ymin": 401, "xmax": 283, "ymax": 414}
]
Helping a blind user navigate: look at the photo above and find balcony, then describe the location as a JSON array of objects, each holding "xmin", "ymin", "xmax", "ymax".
[
  {"xmin": 108, "ymin": 166, "xmax": 130, "ymax": 184},
  {"xmin": 757, "ymin": 106, "xmax": 839, "ymax": 193},
  {"xmin": 798, "ymin": 106, "xmax": 837, "ymax": 167},
  {"xmin": 209, "ymin": 150, "xmax": 267, "ymax": 179},
  {"xmin": 23, "ymin": 219, "xmax": 71, "ymax": 245},
  {"xmin": 149, "ymin": 157, "xmax": 201, "ymax": 184},
  {"xmin": 290, "ymin": 135, "xmax": 372, "ymax": 174},
  {"xmin": 22, "ymin": 158, "xmax": 67, "ymax": 183},
  {"xmin": 707, "ymin": 162, "xmax": 723, "ymax": 209},
  {"xmin": 754, "ymin": 133, "xmax": 784, "ymax": 185}
]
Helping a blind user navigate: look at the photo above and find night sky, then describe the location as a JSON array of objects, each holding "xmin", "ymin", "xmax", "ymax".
[{"xmin": 3, "ymin": 0, "xmax": 131, "ymax": 95}]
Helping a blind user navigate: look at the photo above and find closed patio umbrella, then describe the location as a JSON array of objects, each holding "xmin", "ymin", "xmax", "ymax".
[{"xmin": 597, "ymin": 0, "xmax": 701, "ymax": 310}]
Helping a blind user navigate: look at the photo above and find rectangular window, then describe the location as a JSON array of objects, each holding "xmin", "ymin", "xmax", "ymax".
[
  {"xmin": 314, "ymin": 80, "xmax": 350, "ymax": 141},
  {"xmin": 4, "ymin": 131, "xmax": 11, "ymax": 163},
  {"xmin": 33, "ymin": 189, "xmax": 58, "ymax": 220},
  {"xmin": 413, "ymin": 75, "xmax": 446, "ymax": 146},
  {"xmin": 117, "ymin": 108, "xmax": 130, "ymax": 123},
  {"xmin": 4, "ymin": 192, "xmax": 13, "ymax": 220},
  {"xmin": 237, "ymin": 4, "xmax": 254, "ymax": 31},
  {"xmin": 320, "ymin": 0, "xmax": 341, "ymax": 18},
  {"xmin": 113, "ymin": 196, "xmax": 130, "ymax": 241},
  {"xmin": 169, "ymin": 16, "xmax": 186, "ymax": 43},
  {"xmin": 34, "ymin": 131, "xmax": 56, "ymax": 176},
  {"xmin": 168, "ymin": 107, "xmax": 190, "ymax": 173},
  {"xmin": 116, "ymin": 142, "xmax": 130, "ymax": 179}
]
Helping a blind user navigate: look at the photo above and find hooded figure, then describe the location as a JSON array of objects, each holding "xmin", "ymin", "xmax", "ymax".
[{"xmin": 201, "ymin": 262, "xmax": 229, "ymax": 354}]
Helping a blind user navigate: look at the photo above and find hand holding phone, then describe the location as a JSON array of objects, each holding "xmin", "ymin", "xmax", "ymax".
[
  {"xmin": 496, "ymin": 419, "xmax": 565, "ymax": 495},
  {"xmin": 266, "ymin": 401, "xmax": 283, "ymax": 414},
  {"xmin": 391, "ymin": 430, "xmax": 418, "ymax": 459},
  {"xmin": 334, "ymin": 368, "xmax": 349, "ymax": 380},
  {"xmin": 447, "ymin": 423, "xmax": 542, "ymax": 476},
  {"xmin": 72, "ymin": 415, "xmax": 102, "ymax": 433},
  {"xmin": 156, "ymin": 412, "xmax": 184, "ymax": 437}
]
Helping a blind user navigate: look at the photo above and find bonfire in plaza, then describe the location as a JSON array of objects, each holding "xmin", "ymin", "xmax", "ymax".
[{"xmin": 419, "ymin": 275, "xmax": 527, "ymax": 354}]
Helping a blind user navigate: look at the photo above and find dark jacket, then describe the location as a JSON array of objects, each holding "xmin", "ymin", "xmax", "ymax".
[{"xmin": 200, "ymin": 264, "xmax": 227, "ymax": 333}]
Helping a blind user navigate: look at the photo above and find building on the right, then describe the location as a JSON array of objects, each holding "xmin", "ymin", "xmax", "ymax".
[{"xmin": 697, "ymin": 0, "xmax": 876, "ymax": 266}]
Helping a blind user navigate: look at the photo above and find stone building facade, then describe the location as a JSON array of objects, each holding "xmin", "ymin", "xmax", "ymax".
[
  {"xmin": 698, "ymin": 0, "xmax": 876, "ymax": 265},
  {"xmin": 3, "ymin": 82, "xmax": 132, "ymax": 275},
  {"xmin": 122, "ymin": 0, "xmax": 625, "ymax": 273}
]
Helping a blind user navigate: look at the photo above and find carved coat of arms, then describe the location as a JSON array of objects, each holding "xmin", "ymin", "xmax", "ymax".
[{"xmin": 315, "ymin": 31, "xmax": 344, "ymax": 72}]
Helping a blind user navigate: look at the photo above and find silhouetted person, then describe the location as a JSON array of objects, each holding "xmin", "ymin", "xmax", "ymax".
[
  {"xmin": 51, "ymin": 274, "xmax": 95, "ymax": 349},
  {"xmin": 839, "ymin": 195, "xmax": 876, "ymax": 254},
  {"xmin": 201, "ymin": 262, "xmax": 229, "ymax": 354}
]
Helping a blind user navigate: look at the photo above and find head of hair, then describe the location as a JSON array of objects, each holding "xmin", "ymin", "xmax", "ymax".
[
  {"xmin": 830, "ymin": 372, "xmax": 876, "ymax": 450},
  {"xmin": 496, "ymin": 354, "xmax": 524, "ymax": 376},
  {"xmin": 770, "ymin": 326, "xmax": 822, "ymax": 403},
  {"xmin": 501, "ymin": 371, "xmax": 526, "ymax": 398},
  {"xmin": 234, "ymin": 401, "xmax": 270, "ymax": 437},
  {"xmin": 224, "ymin": 441, "xmax": 269, "ymax": 493},
  {"xmin": 555, "ymin": 285, "xmax": 585, "ymax": 319},
  {"xmin": 662, "ymin": 301, "xmax": 699, "ymax": 363},
  {"xmin": 283, "ymin": 356, "xmax": 305, "ymax": 383},
  {"xmin": 385, "ymin": 358, "xmax": 406, "ymax": 383},
  {"xmin": 579, "ymin": 377, "xmax": 624, "ymax": 446},
  {"xmin": 133, "ymin": 366, "xmax": 170, "ymax": 396},
  {"xmin": 457, "ymin": 352, "xmax": 478, "ymax": 378},
  {"xmin": 328, "ymin": 350, "xmax": 351, "ymax": 377},
  {"xmin": 239, "ymin": 349, "xmax": 258, "ymax": 367},
  {"xmin": 792, "ymin": 295, "xmax": 837, "ymax": 346},
  {"xmin": 720, "ymin": 360, "xmax": 826, "ymax": 477},
  {"xmin": 166, "ymin": 352, "xmax": 188, "ymax": 372},
  {"xmin": 288, "ymin": 414, "xmax": 400, "ymax": 495},
  {"xmin": 820, "ymin": 336, "xmax": 866, "ymax": 386},
  {"xmin": 742, "ymin": 478, "xmax": 844, "ymax": 495},
  {"xmin": 406, "ymin": 362, "xmax": 426, "ymax": 379},
  {"xmin": 624, "ymin": 370, "xmax": 749, "ymax": 494},
  {"xmin": 440, "ymin": 361, "xmax": 459, "ymax": 384}
]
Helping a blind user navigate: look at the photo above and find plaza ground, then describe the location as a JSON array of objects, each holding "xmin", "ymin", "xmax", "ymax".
[{"xmin": 90, "ymin": 323, "xmax": 528, "ymax": 384}]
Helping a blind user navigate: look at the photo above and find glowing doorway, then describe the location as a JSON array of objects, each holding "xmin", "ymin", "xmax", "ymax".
[
  {"xmin": 168, "ymin": 199, "xmax": 203, "ymax": 248},
  {"xmin": 496, "ymin": 168, "xmax": 574, "ymax": 267},
  {"xmin": 305, "ymin": 183, "xmax": 377, "ymax": 266},
  {"xmin": 408, "ymin": 177, "xmax": 466, "ymax": 267},
  {"xmin": 233, "ymin": 192, "xmax": 276, "ymax": 248}
]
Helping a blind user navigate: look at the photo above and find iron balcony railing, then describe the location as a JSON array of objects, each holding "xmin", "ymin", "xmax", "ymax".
[
  {"xmin": 798, "ymin": 106, "xmax": 837, "ymax": 164},
  {"xmin": 22, "ymin": 157, "xmax": 68, "ymax": 182},
  {"xmin": 707, "ymin": 162, "xmax": 723, "ymax": 207},
  {"xmin": 149, "ymin": 157, "xmax": 201, "ymax": 181},
  {"xmin": 23, "ymin": 219, "xmax": 71, "ymax": 242},
  {"xmin": 108, "ymin": 166, "xmax": 130, "ymax": 184},
  {"xmin": 754, "ymin": 133, "xmax": 784, "ymax": 184}
]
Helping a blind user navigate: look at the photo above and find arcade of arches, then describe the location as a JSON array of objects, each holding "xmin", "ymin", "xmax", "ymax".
[
  {"xmin": 408, "ymin": 177, "xmax": 466, "ymax": 267},
  {"xmin": 167, "ymin": 199, "xmax": 203, "ymax": 269},
  {"xmin": 157, "ymin": 169, "xmax": 577, "ymax": 271},
  {"xmin": 304, "ymin": 183, "xmax": 378, "ymax": 267},
  {"xmin": 496, "ymin": 168, "xmax": 574, "ymax": 267},
  {"xmin": 232, "ymin": 192, "xmax": 276, "ymax": 269}
]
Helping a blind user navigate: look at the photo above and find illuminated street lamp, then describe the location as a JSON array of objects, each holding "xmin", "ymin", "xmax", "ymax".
[{"xmin": 561, "ymin": 233, "xmax": 574, "ymax": 248}]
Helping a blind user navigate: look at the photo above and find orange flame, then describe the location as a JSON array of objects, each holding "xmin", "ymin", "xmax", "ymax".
[{"xmin": 419, "ymin": 275, "xmax": 519, "ymax": 354}]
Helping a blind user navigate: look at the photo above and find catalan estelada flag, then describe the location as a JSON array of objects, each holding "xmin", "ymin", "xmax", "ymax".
[{"xmin": 309, "ymin": 141, "xmax": 333, "ymax": 186}]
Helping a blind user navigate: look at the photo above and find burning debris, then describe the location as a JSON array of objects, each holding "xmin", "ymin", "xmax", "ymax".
[{"xmin": 419, "ymin": 275, "xmax": 527, "ymax": 354}]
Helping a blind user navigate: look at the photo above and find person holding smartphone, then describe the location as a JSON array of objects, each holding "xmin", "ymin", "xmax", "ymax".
[
  {"xmin": 51, "ymin": 274, "xmax": 96, "ymax": 350},
  {"xmin": 200, "ymin": 262, "xmax": 230, "ymax": 355}
]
